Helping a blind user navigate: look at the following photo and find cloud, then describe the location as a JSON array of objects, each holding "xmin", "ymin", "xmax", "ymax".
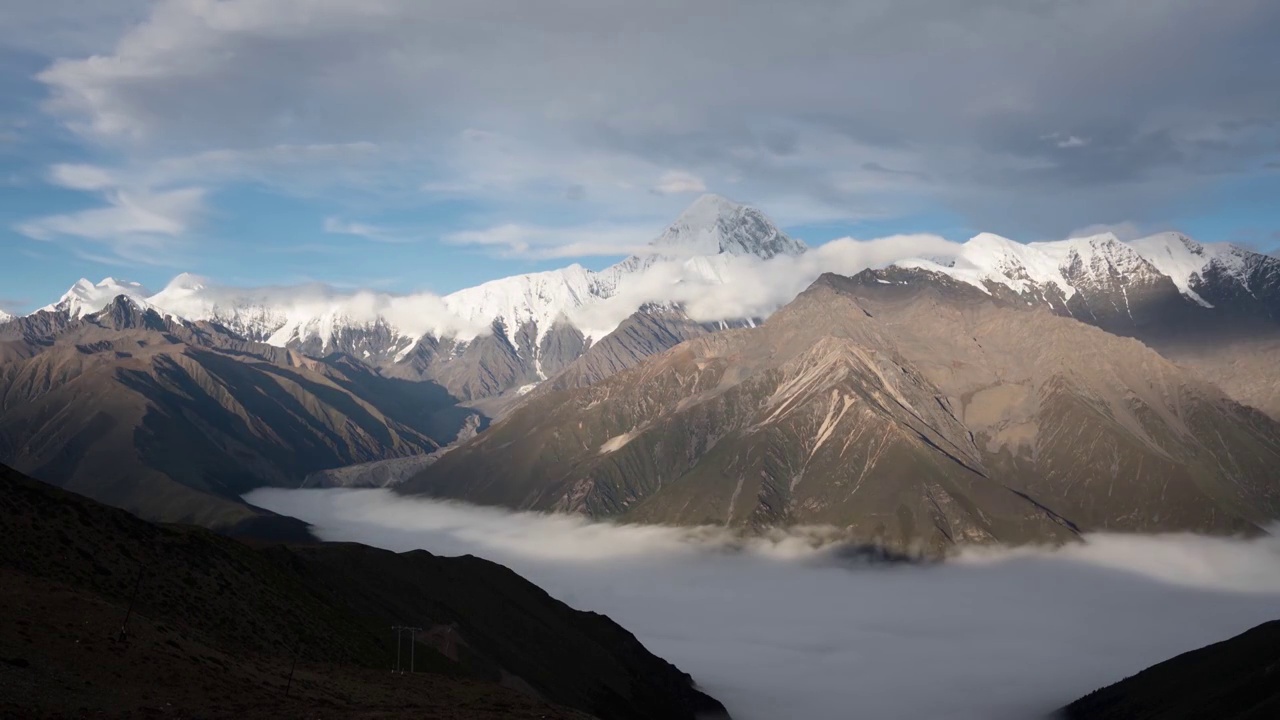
[
  {"xmin": 567, "ymin": 233, "xmax": 964, "ymax": 338},
  {"xmin": 1043, "ymin": 133, "xmax": 1090, "ymax": 149},
  {"xmin": 653, "ymin": 170, "xmax": 708, "ymax": 195},
  {"xmin": 245, "ymin": 487, "xmax": 1280, "ymax": 720},
  {"xmin": 444, "ymin": 223, "xmax": 657, "ymax": 259},
  {"xmin": 13, "ymin": 160, "xmax": 206, "ymax": 266},
  {"xmin": 322, "ymin": 216, "xmax": 405, "ymax": 243},
  {"xmin": 148, "ymin": 274, "xmax": 492, "ymax": 342},
  {"xmin": 16, "ymin": 185, "xmax": 205, "ymax": 265},
  {"xmin": 860, "ymin": 161, "xmax": 928, "ymax": 180},
  {"xmin": 1067, "ymin": 221, "xmax": 1145, "ymax": 242},
  {"xmin": 22, "ymin": 0, "xmax": 1280, "ymax": 239},
  {"xmin": 48, "ymin": 163, "xmax": 117, "ymax": 191}
]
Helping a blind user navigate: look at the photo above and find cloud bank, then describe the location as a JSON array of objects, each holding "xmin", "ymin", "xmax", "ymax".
[
  {"xmin": 14, "ymin": 0, "xmax": 1280, "ymax": 263},
  {"xmin": 246, "ymin": 488, "xmax": 1280, "ymax": 720},
  {"xmin": 568, "ymin": 234, "xmax": 963, "ymax": 338}
]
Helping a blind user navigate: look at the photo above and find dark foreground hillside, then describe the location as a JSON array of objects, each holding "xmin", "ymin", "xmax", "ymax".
[
  {"xmin": 1062, "ymin": 620, "xmax": 1280, "ymax": 720},
  {"xmin": 0, "ymin": 463, "xmax": 728, "ymax": 720}
]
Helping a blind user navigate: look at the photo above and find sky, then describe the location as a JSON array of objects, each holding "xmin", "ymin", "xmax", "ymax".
[
  {"xmin": 247, "ymin": 487, "xmax": 1280, "ymax": 720},
  {"xmin": 3, "ymin": 0, "xmax": 1280, "ymax": 314}
]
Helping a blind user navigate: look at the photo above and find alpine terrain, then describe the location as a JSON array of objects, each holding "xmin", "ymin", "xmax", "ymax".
[
  {"xmin": 401, "ymin": 266, "xmax": 1280, "ymax": 554},
  {"xmin": 3, "ymin": 195, "xmax": 1279, "ymax": 549}
]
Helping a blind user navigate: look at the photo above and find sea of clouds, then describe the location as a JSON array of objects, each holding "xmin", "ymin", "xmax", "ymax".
[{"xmin": 246, "ymin": 488, "xmax": 1280, "ymax": 720}]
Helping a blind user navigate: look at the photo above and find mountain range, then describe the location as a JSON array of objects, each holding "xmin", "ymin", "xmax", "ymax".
[{"xmin": 2, "ymin": 194, "xmax": 1279, "ymax": 549}]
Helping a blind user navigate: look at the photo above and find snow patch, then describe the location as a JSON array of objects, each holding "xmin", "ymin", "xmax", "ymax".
[{"xmin": 599, "ymin": 430, "xmax": 641, "ymax": 454}]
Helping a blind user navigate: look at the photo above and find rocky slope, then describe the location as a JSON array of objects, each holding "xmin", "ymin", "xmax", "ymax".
[
  {"xmin": 1062, "ymin": 620, "xmax": 1280, "ymax": 720},
  {"xmin": 0, "ymin": 298, "xmax": 470, "ymax": 529},
  {"xmin": 907, "ymin": 231, "xmax": 1280, "ymax": 418},
  {"xmin": 401, "ymin": 268, "xmax": 1280, "ymax": 554},
  {"xmin": 0, "ymin": 463, "xmax": 728, "ymax": 720}
]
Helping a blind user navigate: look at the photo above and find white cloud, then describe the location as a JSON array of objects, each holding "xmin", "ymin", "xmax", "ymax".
[
  {"xmin": 444, "ymin": 223, "xmax": 657, "ymax": 259},
  {"xmin": 653, "ymin": 170, "xmax": 707, "ymax": 195},
  {"xmin": 49, "ymin": 163, "xmax": 117, "ymax": 191},
  {"xmin": 17, "ymin": 185, "xmax": 205, "ymax": 265},
  {"xmin": 148, "ymin": 275, "xmax": 493, "ymax": 343},
  {"xmin": 322, "ymin": 216, "xmax": 403, "ymax": 243},
  {"xmin": 567, "ymin": 233, "xmax": 964, "ymax": 338},
  {"xmin": 1044, "ymin": 132, "xmax": 1090, "ymax": 149},
  {"xmin": 1068, "ymin": 221, "xmax": 1145, "ymax": 241},
  {"xmin": 245, "ymin": 487, "xmax": 1280, "ymax": 720}
]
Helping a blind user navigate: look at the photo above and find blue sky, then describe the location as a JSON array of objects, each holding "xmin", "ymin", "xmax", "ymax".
[{"xmin": 2, "ymin": 1, "xmax": 1279, "ymax": 314}]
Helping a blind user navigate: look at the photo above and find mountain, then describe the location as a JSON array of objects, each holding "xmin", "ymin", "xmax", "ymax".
[
  {"xmin": 0, "ymin": 462, "xmax": 728, "ymax": 719},
  {"xmin": 7, "ymin": 198, "xmax": 1280, "ymax": 540},
  {"xmin": 1062, "ymin": 619, "xmax": 1280, "ymax": 720},
  {"xmin": 26, "ymin": 195, "xmax": 804, "ymax": 406},
  {"xmin": 901, "ymin": 230, "xmax": 1279, "ymax": 328},
  {"xmin": 400, "ymin": 267, "xmax": 1280, "ymax": 554},
  {"xmin": 40, "ymin": 276, "xmax": 155, "ymax": 318},
  {"xmin": 0, "ymin": 297, "xmax": 470, "ymax": 529},
  {"xmin": 900, "ymin": 231, "xmax": 1280, "ymax": 418},
  {"xmin": 615, "ymin": 193, "xmax": 807, "ymax": 272}
]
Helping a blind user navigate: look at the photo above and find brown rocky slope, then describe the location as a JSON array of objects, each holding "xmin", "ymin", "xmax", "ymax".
[{"xmin": 402, "ymin": 269, "xmax": 1280, "ymax": 555}]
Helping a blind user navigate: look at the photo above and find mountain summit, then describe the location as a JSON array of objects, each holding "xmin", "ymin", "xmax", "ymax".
[{"xmin": 649, "ymin": 193, "xmax": 807, "ymax": 260}]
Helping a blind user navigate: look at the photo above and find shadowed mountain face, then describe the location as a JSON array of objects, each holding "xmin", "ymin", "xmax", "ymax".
[
  {"xmin": 0, "ymin": 463, "xmax": 728, "ymax": 720},
  {"xmin": 401, "ymin": 269, "xmax": 1280, "ymax": 555},
  {"xmin": 918, "ymin": 233, "xmax": 1280, "ymax": 421},
  {"xmin": 0, "ymin": 298, "xmax": 471, "ymax": 530},
  {"xmin": 1062, "ymin": 620, "xmax": 1280, "ymax": 720}
]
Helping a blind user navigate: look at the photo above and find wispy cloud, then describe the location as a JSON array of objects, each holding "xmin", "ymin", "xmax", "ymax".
[
  {"xmin": 652, "ymin": 170, "xmax": 707, "ymax": 195},
  {"xmin": 444, "ymin": 223, "xmax": 656, "ymax": 259},
  {"xmin": 1044, "ymin": 133, "xmax": 1091, "ymax": 149},
  {"xmin": 16, "ymin": 164, "xmax": 205, "ymax": 266},
  {"xmin": 1067, "ymin": 221, "xmax": 1145, "ymax": 241},
  {"xmin": 322, "ymin": 216, "xmax": 407, "ymax": 243}
]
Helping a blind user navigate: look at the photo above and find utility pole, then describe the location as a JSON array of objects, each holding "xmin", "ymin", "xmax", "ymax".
[
  {"xmin": 116, "ymin": 563, "xmax": 146, "ymax": 644},
  {"xmin": 284, "ymin": 639, "xmax": 301, "ymax": 698},
  {"xmin": 391, "ymin": 625, "xmax": 422, "ymax": 674}
]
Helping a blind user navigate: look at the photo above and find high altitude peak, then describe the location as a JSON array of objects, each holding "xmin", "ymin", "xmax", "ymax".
[
  {"xmin": 163, "ymin": 272, "xmax": 208, "ymax": 292},
  {"xmin": 653, "ymin": 193, "xmax": 807, "ymax": 260},
  {"xmin": 676, "ymin": 193, "xmax": 746, "ymax": 222},
  {"xmin": 1066, "ymin": 231, "xmax": 1124, "ymax": 247},
  {"xmin": 43, "ymin": 277, "xmax": 153, "ymax": 319}
]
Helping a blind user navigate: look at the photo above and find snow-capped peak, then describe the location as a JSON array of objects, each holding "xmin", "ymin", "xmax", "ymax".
[
  {"xmin": 1127, "ymin": 231, "xmax": 1277, "ymax": 307},
  {"xmin": 42, "ymin": 277, "xmax": 153, "ymax": 319},
  {"xmin": 956, "ymin": 233, "xmax": 1077, "ymax": 298},
  {"xmin": 162, "ymin": 272, "xmax": 208, "ymax": 293},
  {"xmin": 1030, "ymin": 233, "xmax": 1158, "ymax": 291},
  {"xmin": 1127, "ymin": 232, "xmax": 1217, "ymax": 306},
  {"xmin": 648, "ymin": 193, "xmax": 807, "ymax": 260}
]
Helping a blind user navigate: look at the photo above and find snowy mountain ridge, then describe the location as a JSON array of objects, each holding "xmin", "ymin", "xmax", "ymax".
[
  {"xmin": 26, "ymin": 195, "xmax": 804, "ymax": 351},
  {"xmin": 20, "ymin": 196, "xmax": 1277, "ymax": 360},
  {"xmin": 903, "ymin": 230, "xmax": 1274, "ymax": 311}
]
